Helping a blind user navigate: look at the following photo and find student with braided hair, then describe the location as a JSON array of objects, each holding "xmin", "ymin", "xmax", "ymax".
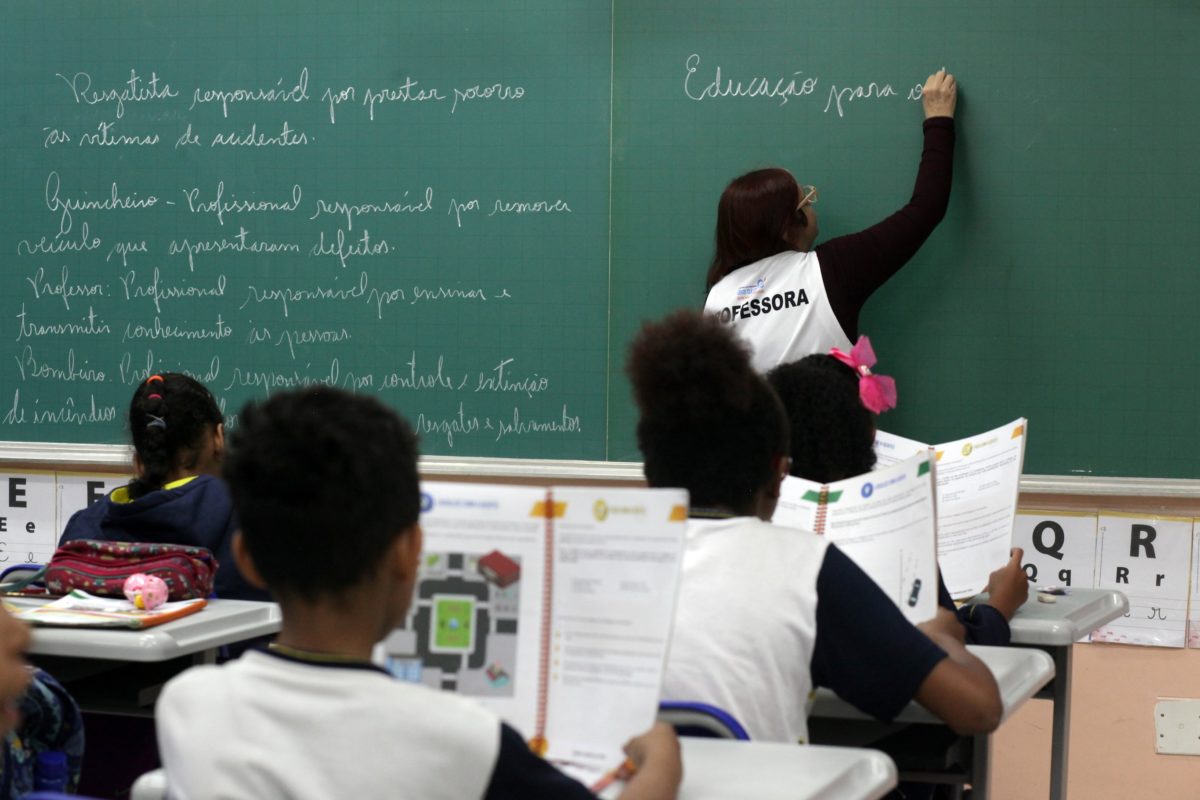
[{"xmin": 60, "ymin": 373, "xmax": 267, "ymax": 601}]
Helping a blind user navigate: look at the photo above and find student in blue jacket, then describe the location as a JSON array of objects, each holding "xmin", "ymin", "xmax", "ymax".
[{"xmin": 60, "ymin": 373, "xmax": 267, "ymax": 602}]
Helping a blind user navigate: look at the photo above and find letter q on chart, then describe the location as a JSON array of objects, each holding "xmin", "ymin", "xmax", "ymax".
[
  {"xmin": 1013, "ymin": 511, "xmax": 1100, "ymax": 643},
  {"xmin": 1012, "ymin": 510, "xmax": 1099, "ymax": 590}
]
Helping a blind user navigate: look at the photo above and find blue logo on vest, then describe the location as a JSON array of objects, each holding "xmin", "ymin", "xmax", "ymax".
[
  {"xmin": 860, "ymin": 482, "xmax": 874, "ymax": 498},
  {"xmin": 420, "ymin": 492, "xmax": 434, "ymax": 513}
]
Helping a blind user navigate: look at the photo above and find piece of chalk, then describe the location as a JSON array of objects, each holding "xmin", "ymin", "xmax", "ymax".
[{"xmin": 1037, "ymin": 593, "xmax": 1057, "ymax": 604}]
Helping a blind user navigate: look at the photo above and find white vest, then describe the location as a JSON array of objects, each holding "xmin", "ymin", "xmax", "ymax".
[
  {"xmin": 704, "ymin": 251, "xmax": 852, "ymax": 372},
  {"xmin": 662, "ymin": 517, "xmax": 827, "ymax": 743}
]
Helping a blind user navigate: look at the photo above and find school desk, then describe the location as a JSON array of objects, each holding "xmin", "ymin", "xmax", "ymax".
[
  {"xmin": 14, "ymin": 597, "xmax": 282, "ymax": 662},
  {"xmin": 130, "ymin": 740, "xmax": 898, "ymax": 800},
  {"xmin": 13, "ymin": 597, "xmax": 281, "ymax": 713},
  {"xmin": 991, "ymin": 587, "xmax": 1128, "ymax": 800},
  {"xmin": 809, "ymin": 645, "xmax": 1055, "ymax": 800}
]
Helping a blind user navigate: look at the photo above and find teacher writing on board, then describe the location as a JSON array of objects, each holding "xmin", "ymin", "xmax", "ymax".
[{"xmin": 704, "ymin": 69, "xmax": 957, "ymax": 372}]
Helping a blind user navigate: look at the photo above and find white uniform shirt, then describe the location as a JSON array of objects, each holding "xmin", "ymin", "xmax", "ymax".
[
  {"xmin": 661, "ymin": 517, "xmax": 827, "ymax": 742},
  {"xmin": 704, "ymin": 251, "xmax": 852, "ymax": 373},
  {"xmin": 158, "ymin": 650, "xmax": 503, "ymax": 800}
]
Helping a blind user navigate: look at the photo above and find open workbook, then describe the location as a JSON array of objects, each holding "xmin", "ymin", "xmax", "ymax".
[
  {"xmin": 874, "ymin": 418, "xmax": 1028, "ymax": 599},
  {"xmin": 5, "ymin": 591, "xmax": 207, "ymax": 629},
  {"xmin": 377, "ymin": 482, "xmax": 687, "ymax": 786},
  {"xmin": 773, "ymin": 451, "xmax": 939, "ymax": 624}
]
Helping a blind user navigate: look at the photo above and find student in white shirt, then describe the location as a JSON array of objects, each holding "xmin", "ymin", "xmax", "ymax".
[
  {"xmin": 156, "ymin": 387, "xmax": 681, "ymax": 800},
  {"xmin": 626, "ymin": 310, "xmax": 1001, "ymax": 743}
]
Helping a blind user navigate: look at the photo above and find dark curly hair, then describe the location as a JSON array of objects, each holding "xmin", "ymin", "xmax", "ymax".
[
  {"xmin": 627, "ymin": 310, "xmax": 788, "ymax": 513},
  {"xmin": 766, "ymin": 355, "xmax": 877, "ymax": 484},
  {"xmin": 127, "ymin": 373, "xmax": 223, "ymax": 500},
  {"xmin": 223, "ymin": 387, "xmax": 420, "ymax": 599}
]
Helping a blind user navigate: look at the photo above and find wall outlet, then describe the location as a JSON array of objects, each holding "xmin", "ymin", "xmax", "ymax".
[{"xmin": 1155, "ymin": 699, "xmax": 1200, "ymax": 756}]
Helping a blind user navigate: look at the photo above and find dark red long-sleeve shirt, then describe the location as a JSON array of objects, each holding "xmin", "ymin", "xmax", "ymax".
[{"xmin": 817, "ymin": 117, "xmax": 956, "ymax": 340}]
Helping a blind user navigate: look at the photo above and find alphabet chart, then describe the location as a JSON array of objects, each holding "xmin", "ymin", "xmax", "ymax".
[
  {"xmin": 1013, "ymin": 511, "xmax": 1099, "ymax": 590},
  {"xmin": 56, "ymin": 472, "xmax": 129, "ymax": 540},
  {"xmin": 1092, "ymin": 513, "xmax": 1193, "ymax": 648},
  {"xmin": 1190, "ymin": 524, "xmax": 1200, "ymax": 649},
  {"xmin": 0, "ymin": 471, "xmax": 57, "ymax": 565},
  {"xmin": 1013, "ymin": 511, "xmax": 1099, "ymax": 643}
]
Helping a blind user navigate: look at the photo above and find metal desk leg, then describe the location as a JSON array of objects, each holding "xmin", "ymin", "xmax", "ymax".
[
  {"xmin": 1049, "ymin": 645, "xmax": 1072, "ymax": 800},
  {"xmin": 192, "ymin": 647, "xmax": 219, "ymax": 666},
  {"xmin": 970, "ymin": 732, "xmax": 991, "ymax": 799}
]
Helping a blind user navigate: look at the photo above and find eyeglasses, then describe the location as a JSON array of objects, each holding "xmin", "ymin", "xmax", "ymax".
[{"xmin": 798, "ymin": 185, "xmax": 819, "ymax": 208}]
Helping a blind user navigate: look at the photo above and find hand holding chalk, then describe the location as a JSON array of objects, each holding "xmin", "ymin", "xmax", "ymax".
[{"xmin": 922, "ymin": 68, "xmax": 958, "ymax": 119}]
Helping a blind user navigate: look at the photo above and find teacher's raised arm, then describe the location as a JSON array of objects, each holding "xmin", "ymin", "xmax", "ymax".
[{"xmin": 704, "ymin": 69, "xmax": 958, "ymax": 372}]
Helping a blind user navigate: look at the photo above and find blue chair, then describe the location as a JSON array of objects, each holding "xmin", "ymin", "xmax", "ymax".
[
  {"xmin": 0, "ymin": 563, "xmax": 46, "ymax": 593},
  {"xmin": 657, "ymin": 701, "xmax": 750, "ymax": 740}
]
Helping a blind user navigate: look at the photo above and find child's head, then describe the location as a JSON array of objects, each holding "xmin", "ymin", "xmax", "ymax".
[
  {"xmin": 627, "ymin": 310, "xmax": 789, "ymax": 518},
  {"xmin": 223, "ymin": 387, "xmax": 422, "ymax": 628},
  {"xmin": 766, "ymin": 354, "xmax": 877, "ymax": 483},
  {"xmin": 128, "ymin": 373, "xmax": 224, "ymax": 499}
]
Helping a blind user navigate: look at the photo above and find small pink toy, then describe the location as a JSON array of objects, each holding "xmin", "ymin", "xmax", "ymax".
[{"xmin": 123, "ymin": 574, "xmax": 169, "ymax": 611}]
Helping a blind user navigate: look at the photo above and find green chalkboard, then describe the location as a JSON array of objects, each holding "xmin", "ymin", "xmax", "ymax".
[
  {"xmin": 3, "ymin": 1, "xmax": 1199, "ymax": 477},
  {"xmin": 609, "ymin": 0, "xmax": 1200, "ymax": 477},
  {"xmin": 0, "ymin": 0, "xmax": 612, "ymax": 458}
]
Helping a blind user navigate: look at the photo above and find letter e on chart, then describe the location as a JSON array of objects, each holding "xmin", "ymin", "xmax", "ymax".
[{"xmin": 0, "ymin": 472, "xmax": 58, "ymax": 565}]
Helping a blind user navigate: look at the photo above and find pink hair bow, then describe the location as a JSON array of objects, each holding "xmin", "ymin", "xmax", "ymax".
[{"xmin": 829, "ymin": 336, "xmax": 897, "ymax": 414}]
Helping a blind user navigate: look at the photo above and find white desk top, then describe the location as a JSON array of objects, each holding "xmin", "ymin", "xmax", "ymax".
[
  {"xmin": 671, "ymin": 739, "xmax": 896, "ymax": 800},
  {"xmin": 137, "ymin": 742, "xmax": 898, "ymax": 800},
  {"xmin": 1002, "ymin": 588, "xmax": 1128, "ymax": 646},
  {"xmin": 810, "ymin": 645, "xmax": 1055, "ymax": 726},
  {"xmin": 15, "ymin": 598, "xmax": 281, "ymax": 662}
]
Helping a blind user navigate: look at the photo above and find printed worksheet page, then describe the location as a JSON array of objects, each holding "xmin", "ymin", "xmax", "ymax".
[
  {"xmin": 380, "ymin": 482, "xmax": 548, "ymax": 736},
  {"xmin": 543, "ymin": 486, "xmax": 687, "ymax": 784},
  {"xmin": 932, "ymin": 419, "xmax": 1027, "ymax": 598},
  {"xmin": 873, "ymin": 429, "xmax": 931, "ymax": 468},
  {"xmin": 774, "ymin": 452, "xmax": 938, "ymax": 624}
]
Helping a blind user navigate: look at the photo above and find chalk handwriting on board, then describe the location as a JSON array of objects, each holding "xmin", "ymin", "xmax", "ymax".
[
  {"xmin": 7, "ymin": 55, "xmax": 583, "ymax": 457},
  {"xmin": 309, "ymin": 191, "xmax": 435, "ymax": 229},
  {"xmin": 14, "ymin": 347, "xmax": 107, "ymax": 384},
  {"xmin": 17, "ymin": 305, "xmax": 111, "ymax": 340},
  {"xmin": 189, "ymin": 69, "xmax": 310, "ymax": 117},
  {"xmin": 182, "ymin": 182, "xmax": 303, "ymax": 226},
  {"xmin": 168, "ymin": 229, "xmax": 301, "ymax": 272},
  {"xmin": 25, "ymin": 267, "xmax": 106, "ymax": 311},
  {"xmin": 682, "ymin": 53, "xmax": 922, "ymax": 118},
  {"xmin": 45, "ymin": 172, "xmax": 162, "ymax": 236},
  {"xmin": 56, "ymin": 70, "xmax": 179, "ymax": 119},
  {"xmin": 683, "ymin": 54, "xmax": 818, "ymax": 106}
]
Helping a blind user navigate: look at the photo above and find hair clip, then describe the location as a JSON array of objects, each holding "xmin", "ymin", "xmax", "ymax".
[
  {"xmin": 829, "ymin": 335, "xmax": 897, "ymax": 414},
  {"xmin": 146, "ymin": 375, "xmax": 164, "ymax": 385},
  {"xmin": 147, "ymin": 393, "xmax": 163, "ymax": 401},
  {"xmin": 146, "ymin": 415, "xmax": 167, "ymax": 430}
]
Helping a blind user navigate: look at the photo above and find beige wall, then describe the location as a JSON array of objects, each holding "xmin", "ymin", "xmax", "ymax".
[
  {"xmin": 994, "ymin": 489, "xmax": 1200, "ymax": 798},
  {"xmin": 993, "ymin": 644, "xmax": 1200, "ymax": 798}
]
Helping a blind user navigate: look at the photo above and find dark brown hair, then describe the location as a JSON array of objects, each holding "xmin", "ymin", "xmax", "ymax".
[
  {"xmin": 128, "ymin": 373, "xmax": 223, "ymax": 499},
  {"xmin": 706, "ymin": 168, "xmax": 809, "ymax": 291}
]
